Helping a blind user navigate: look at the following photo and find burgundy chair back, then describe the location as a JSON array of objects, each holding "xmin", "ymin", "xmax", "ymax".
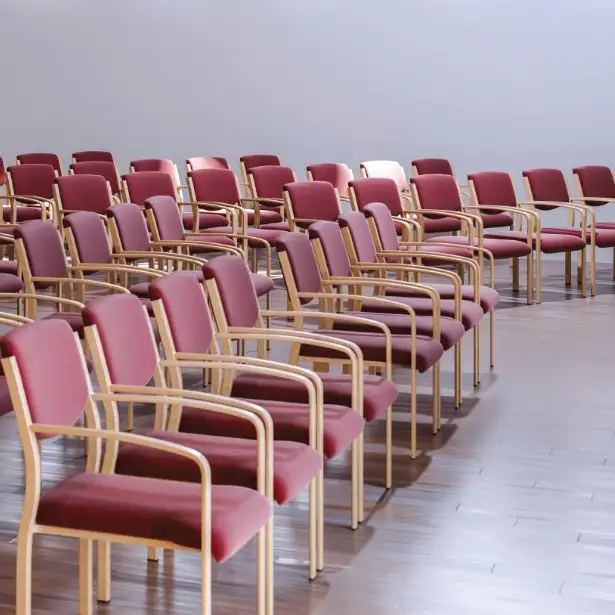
[
  {"xmin": 70, "ymin": 161, "xmax": 120, "ymax": 195},
  {"xmin": 72, "ymin": 150, "xmax": 114, "ymax": 164},
  {"xmin": 307, "ymin": 163, "xmax": 353, "ymax": 199},
  {"xmin": 0, "ymin": 157, "xmax": 6, "ymax": 189},
  {"xmin": 1, "ymin": 319, "xmax": 89, "ymax": 433},
  {"xmin": 573, "ymin": 165, "xmax": 615, "ymax": 202},
  {"xmin": 284, "ymin": 181, "xmax": 340, "ymax": 227},
  {"xmin": 468, "ymin": 171, "xmax": 518, "ymax": 213},
  {"xmin": 338, "ymin": 212, "xmax": 379, "ymax": 264},
  {"xmin": 412, "ymin": 158, "xmax": 454, "ymax": 176},
  {"xmin": 410, "ymin": 174, "xmax": 462, "ymax": 213},
  {"xmin": 107, "ymin": 203, "xmax": 152, "ymax": 251},
  {"xmin": 55, "ymin": 174, "xmax": 112, "ymax": 215},
  {"xmin": 202, "ymin": 256, "xmax": 261, "ymax": 326},
  {"xmin": 275, "ymin": 233, "xmax": 323, "ymax": 304},
  {"xmin": 123, "ymin": 171, "xmax": 176, "ymax": 205},
  {"xmin": 15, "ymin": 221, "xmax": 69, "ymax": 287},
  {"xmin": 349, "ymin": 177, "xmax": 403, "ymax": 216},
  {"xmin": 240, "ymin": 155, "xmax": 281, "ymax": 173},
  {"xmin": 150, "ymin": 272, "xmax": 216, "ymax": 354},
  {"xmin": 131, "ymin": 158, "xmax": 176, "ymax": 176},
  {"xmin": 144, "ymin": 195, "xmax": 185, "ymax": 241},
  {"xmin": 83, "ymin": 293, "xmax": 158, "ymax": 386},
  {"xmin": 8, "ymin": 164, "xmax": 56, "ymax": 199},
  {"xmin": 522, "ymin": 169, "xmax": 570, "ymax": 210},
  {"xmin": 364, "ymin": 203, "xmax": 401, "ymax": 251},
  {"xmin": 189, "ymin": 168, "xmax": 241, "ymax": 204},
  {"xmin": 63, "ymin": 211, "xmax": 112, "ymax": 264},
  {"xmin": 307, "ymin": 221, "xmax": 353, "ymax": 277},
  {"xmin": 186, "ymin": 156, "xmax": 229, "ymax": 172},
  {"xmin": 17, "ymin": 153, "xmax": 62, "ymax": 175},
  {"xmin": 250, "ymin": 166, "xmax": 295, "ymax": 198},
  {"xmin": 360, "ymin": 160, "xmax": 407, "ymax": 192}
]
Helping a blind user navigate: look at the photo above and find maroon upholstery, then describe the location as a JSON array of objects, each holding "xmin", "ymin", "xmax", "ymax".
[
  {"xmin": 480, "ymin": 212, "xmax": 515, "ymax": 229},
  {"xmin": 83, "ymin": 294, "xmax": 158, "ymax": 386},
  {"xmin": 307, "ymin": 163, "xmax": 353, "ymax": 199},
  {"xmin": 308, "ymin": 221, "xmax": 353, "ymax": 277},
  {"xmin": 361, "ymin": 161, "xmax": 407, "ymax": 191},
  {"xmin": 144, "ymin": 195, "xmax": 187, "ymax": 241},
  {"xmin": 107, "ymin": 202, "xmax": 152, "ymax": 252},
  {"xmin": 55, "ymin": 174, "xmax": 111, "ymax": 214},
  {"xmin": 0, "ymin": 261, "xmax": 18, "ymax": 276},
  {"xmin": 410, "ymin": 174, "xmax": 462, "ymax": 212},
  {"xmin": 350, "ymin": 177, "xmax": 404, "ymax": 215},
  {"xmin": 187, "ymin": 157, "xmax": 229, "ymax": 171},
  {"xmin": 250, "ymin": 166, "xmax": 294, "ymax": 198},
  {"xmin": 41, "ymin": 312, "xmax": 85, "ymax": 338},
  {"xmin": 8, "ymin": 164, "xmax": 55, "ymax": 200},
  {"xmin": 338, "ymin": 212, "xmax": 379, "ymax": 263},
  {"xmin": 1, "ymin": 319, "xmax": 88, "ymax": 432},
  {"xmin": 37, "ymin": 473, "xmax": 271, "ymax": 561},
  {"xmin": 275, "ymin": 233, "xmax": 323, "ymax": 303},
  {"xmin": 123, "ymin": 171, "xmax": 176, "ymax": 205},
  {"xmin": 15, "ymin": 220, "xmax": 69, "ymax": 287},
  {"xmin": 425, "ymin": 234, "xmax": 532, "ymax": 258},
  {"xmin": 412, "ymin": 158, "xmax": 454, "ymax": 176},
  {"xmin": 70, "ymin": 161, "xmax": 120, "ymax": 195},
  {"xmin": 189, "ymin": 168, "xmax": 241, "ymax": 204},
  {"xmin": 250, "ymin": 273, "xmax": 275, "ymax": 297},
  {"xmin": 482, "ymin": 230, "xmax": 585, "ymax": 254},
  {"xmin": 285, "ymin": 181, "xmax": 340, "ymax": 227},
  {"xmin": 364, "ymin": 203, "xmax": 401, "ymax": 251},
  {"xmin": 468, "ymin": 171, "xmax": 516, "ymax": 207},
  {"xmin": 131, "ymin": 158, "xmax": 176, "ymax": 177},
  {"xmin": 241, "ymin": 154, "xmax": 281, "ymax": 173},
  {"xmin": 539, "ymin": 226, "xmax": 615, "ymax": 248},
  {"xmin": 63, "ymin": 212, "xmax": 112, "ymax": 264},
  {"xmin": 0, "ymin": 157, "xmax": 6, "ymax": 188},
  {"xmin": 72, "ymin": 150, "xmax": 114, "ymax": 163},
  {"xmin": 0, "ymin": 377, "xmax": 12, "ymax": 416},
  {"xmin": 202, "ymin": 256, "xmax": 261, "ymax": 327},
  {"xmin": 0, "ymin": 273, "xmax": 23, "ymax": 293},
  {"xmin": 17, "ymin": 153, "xmax": 62, "ymax": 174},
  {"xmin": 117, "ymin": 431, "xmax": 321, "ymax": 505},
  {"xmin": 573, "ymin": 165, "xmax": 615, "ymax": 203},
  {"xmin": 522, "ymin": 168, "xmax": 570, "ymax": 210}
]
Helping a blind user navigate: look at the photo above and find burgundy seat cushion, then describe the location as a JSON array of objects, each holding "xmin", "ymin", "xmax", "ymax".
[
  {"xmin": 0, "ymin": 273, "xmax": 23, "ymax": 292},
  {"xmin": 42, "ymin": 312, "xmax": 84, "ymax": 337},
  {"xmin": 540, "ymin": 226, "xmax": 615, "ymax": 249},
  {"xmin": 299, "ymin": 331, "xmax": 444, "ymax": 373},
  {"xmin": 180, "ymin": 400, "xmax": 364, "ymax": 460},
  {"xmin": 361, "ymin": 296, "xmax": 483, "ymax": 331},
  {"xmin": 385, "ymin": 283, "xmax": 499, "ymax": 313},
  {"xmin": 246, "ymin": 209, "xmax": 283, "ymax": 225},
  {"xmin": 3, "ymin": 205, "xmax": 42, "ymax": 223},
  {"xmin": 183, "ymin": 234, "xmax": 235, "ymax": 249},
  {"xmin": 596, "ymin": 222, "xmax": 615, "ymax": 230},
  {"xmin": 129, "ymin": 282, "xmax": 150, "ymax": 298},
  {"xmin": 201, "ymin": 225, "xmax": 285, "ymax": 247},
  {"xmin": 116, "ymin": 430, "xmax": 322, "ymax": 505},
  {"xmin": 406, "ymin": 243, "xmax": 481, "ymax": 267},
  {"xmin": 0, "ymin": 377, "xmax": 12, "ymax": 415},
  {"xmin": 250, "ymin": 273, "xmax": 275, "ymax": 297},
  {"xmin": 484, "ymin": 231, "xmax": 585, "ymax": 254},
  {"xmin": 261, "ymin": 221, "xmax": 291, "ymax": 231},
  {"xmin": 423, "ymin": 216, "xmax": 463, "ymax": 234},
  {"xmin": 36, "ymin": 473, "xmax": 271, "ymax": 562},
  {"xmin": 0, "ymin": 261, "xmax": 18, "ymax": 276},
  {"xmin": 231, "ymin": 373, "xmax": 398, "ymax": 423},
  {"xmin": 337, "ymin": 312, "xmax": 465, "ymax": 351},
  {"xmin": 181, "ymin": 211, "xmax": 229, "ymax": 231},
  {"xmin": 481, "ymin": 212, "xmax": 514, "ymax": 229},
  {"xmin": 425, "ymin": 235, "xmax": 532, "ymax": 258}
]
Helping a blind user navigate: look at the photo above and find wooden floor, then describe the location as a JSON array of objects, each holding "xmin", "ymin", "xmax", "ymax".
[{"xmin": 2, "ymin": 260, "xmax": 615, "ymax": 614}]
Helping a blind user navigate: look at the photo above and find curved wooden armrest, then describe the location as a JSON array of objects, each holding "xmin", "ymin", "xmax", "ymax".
[
  {"xmin": 241, "ymin": 197, "xmax": 284, "ymax": 208},
  {"xmin": 0, "ymin": 292, "xmax": 84, "ymax": 310},
  {"xmin": 2, "ymin": 194, "xmax": 54, "ymax": 206},
  {"xmin": 0, "ymin": 313, "xmax": 33, "ymax": 325},
  {"xmin": 37, "ymin": 275, "xmax": 130, "ymax": 295},
  {"xmin": 113, "ymin": 251, "xmax": 203, "ymax": 268},
  {"xmin": 465, "ymin": 204, "xmax": 539, "ymax": 222},
  {"xmin": 518, "ymin": 200, "xmax": 589, "ymax": 222},
  {"xmin": 71, "ymin": 263, "xmax": 164, "ymax": 279},
  {"xmin": 570, "ymin": 197, "xmax": 615, "ymax": 204},
  {"xmin": 153, "ymin": 240, "xmax": 244, "ymax": 257}
]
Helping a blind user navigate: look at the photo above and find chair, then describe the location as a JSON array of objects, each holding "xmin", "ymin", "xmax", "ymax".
[
  {"xmin": 200, "ymin": 257, "xmax": 367, "ymax": 530},
  {"xmin": 130, "ymin": 158, "xmax": 184, "ymax": 196},
  {"xmin": 306, "ymin": 163, "xmax": 354, "ymax": 200},
  {"xmin": 410, "ymin": 174, "xmax": 535, "ymax": 302},
  {"xmin": 468, "ymin": 171, "xmax": 587, "ymax": 303},
  {"xmin": 69, "ymin": 161, "xmax": 122, "ymax": 200},
  {"xmin": 72, "ymin": 150, "xmax": 115, "ymax": 164},
  {"xmin": 16, "ymin": 152, "xmax": 62, "ymax": 175},
  {"xmin": 411, "ymin": 158, "xmax": 455, "ymax": 177},
  {"xmin": 144, "ymin": 196, "xmax": 275, "ymax": 303},
  {"xmin": 282, "ymin": 181, "xmax": 343, "ymax": 230},
  {"xmin": 247, "ymin": 165, "xmax": 295, "ymax": 230},
  {"xmin": 522, "ymin": 168, "xmax": 615, "ymax": 297},
  {"xmin": 5, "ymin": 164, "xmax": 55, "ymax": 223},
  {"xmin": 147, "ymin": 274, "xmax": 328, "ymax": 576},
  {"xmin": 2, "ymin": 317, "xmax": 272, "ymax": 615},
  {"xmin": 276, "ymin": 232, "xmax": 443, "ymax": 458},
  {"xmin": 240, "ymin": 154, "xmax": 281, "ymax": 191},
  {"xmin": 122, "ymin": 169, "xmax": 230, "ymax": 232},
  {"xmin": 186, "ymin": 156, "xmax": 230, "ymax": 173},
  {"xmin": 360, "ymin": 160, "xmax": 408, "ymax": 192},
  {"xmin": 54, "ymin": 174, "xmax": 115, "ymax": 222}
]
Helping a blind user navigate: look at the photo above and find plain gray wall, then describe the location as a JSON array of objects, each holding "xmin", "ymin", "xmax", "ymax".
[{"xmin": 2, "ymin": 0, "xmax": 615, "ymax": 253}]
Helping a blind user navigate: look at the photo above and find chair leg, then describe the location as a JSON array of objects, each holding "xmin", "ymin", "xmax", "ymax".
[
  {"xmin": 512, "ymin": 258, "xmax": 519, "ymax": 293},
  {"xmin": 264, "ymin": 519, "xmax": 274, "ymax": 615},
  {"xmin": 318, "ymin": 468, "xmax": 324, "ymax": 570},
  {"xmin": 579, "ymin": 248, "xmax": 587, "ymax": 298},
  {"xmin": 410, "ymin": 368, "xmax": 417, "ymax": 459},
  {"xmin": 432, "ymin": 363, "xmax": 440, "ymax": 435},
  {"xmin": 78, "ymin": 538, "xmax": 93, "ymax": 615},
  {"xmin": 565, "ymin": 252, "xmax": 572, "ymax": 287},
  {"xmin": 385, "ymin": 405, "xmax": 392, "ymax": 489},
  {"xmin": 308, "ymin": 476, "xmax": 318, "ymax": 579},
  {"xmin": 473, "ymin": 326, "xmax": 480, "ymax": 387},
  {"xmin": 126, "ymin": 402, "xmax": 134, "ymax": 431},
  {"xmin": 526, "ymin": 253, "xmax": 534, "ymax": 305},
  {"xmin": 454, "ymin": 341, "xmax": 462, "ymax": 408},
  {"xmin": 201, "ymin": 544, "xmax": 212, "ymax": 615},
  {"xmin": 536, "ymin": 251, "xmax": 542, "ymax": 304},
  {"xmin": 147, "ymin": 547, "xmax": 159, "ymax": 561},
  {"xmin": 350, "ymin": 438, "xmax": 359, "ymax": 530},
  {"xmin": 97, "ymin": 542, "xmax": 111, "ymax": 602},
  {"xmin": 489, "ymin": 310, "xmax": 495, "ymax": 369},
  {"xmin": 15, "ymin": 529, "xmax": 34, "ymax": 615},
  {"xmin": 256, "ymin": 527, "xmax": 267, "ymax": 615}
]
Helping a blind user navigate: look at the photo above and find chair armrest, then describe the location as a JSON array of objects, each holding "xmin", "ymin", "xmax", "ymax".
[
  {"xmin": 113, "ymin": 251, "xmax": 204, "ymax": 268},
  {"xmin": 35, "ymin": 275, "xmax": 130, "ymax": 295},
  {"xmin": 152, "ymin": 240, "xmax": 244, "ymax": 258},
  {"xmin": 0, "ymin": 292, "xmax": 84, "ymax": 310},
  {"xmin": 71, "ymin": 263, "xmax": 164, "ymax": 279}
]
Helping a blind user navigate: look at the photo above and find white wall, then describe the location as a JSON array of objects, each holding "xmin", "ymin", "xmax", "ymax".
[{"xmin": 2, "ymin": 0, "xmax": 615, "ymax": 241}]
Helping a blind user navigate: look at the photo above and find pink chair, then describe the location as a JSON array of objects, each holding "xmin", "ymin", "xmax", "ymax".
[
  {"xmin": 247, "ymin": 165, "xmax": 294, "ymax": 231},
  {"xmin": 69, "ymin": 161, "xmax": 122, "ymax": 199},
  {"xmin": 306, "ymin": 163, "xmax": 354, "ymax": 200},
  {"xmin": 16, "ymin": 152, "xmax": 62, "ymax": 175},
  {"xmin": 360, "ymin": 160, "xmax": 408, "ymax": 192},
  {"xmin": 2, "ymin": 316, "xmax": 272, "ymax": 615},
  {"xmin": 240, "ymin": 154, "xmax": 281, "ymax": 191},
  {"xmin": 186, "ymin": 156, "xmax": 230, "ymax": 173},
  {"xmin": 282, "ymin": 181, "xmax": 342, "ymax": 230},
  {"xmin": 6, "ymin": 164, "xmax": 55, "ymax": 223}
]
